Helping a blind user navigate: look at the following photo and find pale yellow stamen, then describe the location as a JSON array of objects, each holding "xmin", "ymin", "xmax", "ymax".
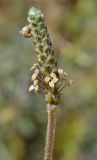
[
  {"xmin": 31, "ymin": 69, "xmax": 39, "ymax": 80},
  {"xmin": 31, "ymin": 73, "xmax": 38, "ymax": 80},
  {"xmin": 34, "ymin": 80, "xmax": 38, "ymax": 85},
  {"xmin": 30, "ymin": 64, "xmax": 37, "ymax": 70},
  {"xmin": 49, "ymin": 81, "xmax": 54, "ymax": 88},
  {"xmin": 52, "ymin": 77, "xmax": 58, "ymax": 83},
  {"xmin": 34, "ymin": 85, "xmax": 39, "ymax": 91},
  {"xmin": 50, "ymin": 72, "xmax": 56, "ymax": 78},
  {"xmin": 29, "ymin": 85, "xmax": 34, "ymax": 92},
  {"xmin": 45, "ymin": 76, "xmax": 51, "ymax": 83}
]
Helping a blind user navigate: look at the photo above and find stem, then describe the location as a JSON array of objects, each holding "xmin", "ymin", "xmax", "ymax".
[{"xmin": 44, "ymin": 104, "xmax": 57, "ymax": 160}]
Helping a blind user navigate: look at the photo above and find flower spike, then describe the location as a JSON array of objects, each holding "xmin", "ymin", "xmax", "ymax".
[{"xmin": 20, "ymin": 7, "xmax": 71, "ymax": 105}]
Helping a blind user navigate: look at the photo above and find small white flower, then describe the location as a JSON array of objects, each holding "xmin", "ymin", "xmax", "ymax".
[
  {"xmin": 49, "ymin": 81, "xmax": 54, "ymax": 88},
  {"xmin": 58, "ymin": 68, "xmax": 64, "ymax": 74},
  {"xmin": 29, "ymin": 85, "xmax": 34, "ymax": 92},
  {"xmin": 45, "ymin": 76, "xmax": 50, "ymax": 83}
]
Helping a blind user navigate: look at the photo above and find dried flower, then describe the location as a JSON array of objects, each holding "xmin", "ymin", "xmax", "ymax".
[{"xmin": 19, "ymin": 25, "xmax": 32, "ymax": 38}]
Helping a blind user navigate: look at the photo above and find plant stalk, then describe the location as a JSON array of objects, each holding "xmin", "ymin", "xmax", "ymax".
[{"xmin": 44, "ymin": 104, "xmax": 57, "ymax": 160}]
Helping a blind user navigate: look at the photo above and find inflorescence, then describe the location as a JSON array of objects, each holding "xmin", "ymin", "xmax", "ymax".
[{"xmin": 20, "ymin": 7, "xmax": 72, "ymax": 105}]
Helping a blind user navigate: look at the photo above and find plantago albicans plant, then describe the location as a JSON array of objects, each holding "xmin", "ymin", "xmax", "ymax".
[{"xmin": 20, "ymin": 7, "xmax": 72, "ymax": 160}]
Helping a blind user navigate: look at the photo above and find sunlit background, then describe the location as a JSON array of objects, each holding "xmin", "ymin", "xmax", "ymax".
[{"xmin": 0, "ymin": 0, "xmax": 97, "ymax": 160}]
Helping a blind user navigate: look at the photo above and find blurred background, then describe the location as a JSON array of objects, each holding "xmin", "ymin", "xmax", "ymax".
[{"xmin": 0, "ymin": 0, "xmax": 97, "ymax": 160}]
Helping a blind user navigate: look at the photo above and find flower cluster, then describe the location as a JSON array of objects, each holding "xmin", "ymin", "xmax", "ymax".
[{"xmin": 20, "ymin": 7, "xmax": 72, "ymax": 104}]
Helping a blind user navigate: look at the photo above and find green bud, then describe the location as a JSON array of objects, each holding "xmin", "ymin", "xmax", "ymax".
[
  {"xmin": 45, "ymin": 93, "xmax": 60, "ymax": 105},
  {"xmin": 45, "ymin": 93, "xmax": 52, "ymax": 104}
]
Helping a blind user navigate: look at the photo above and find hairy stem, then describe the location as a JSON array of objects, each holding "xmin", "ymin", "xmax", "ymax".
[{"xmin": 44, "ymin": 104, "xmax": 57, "ymax": 160}]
